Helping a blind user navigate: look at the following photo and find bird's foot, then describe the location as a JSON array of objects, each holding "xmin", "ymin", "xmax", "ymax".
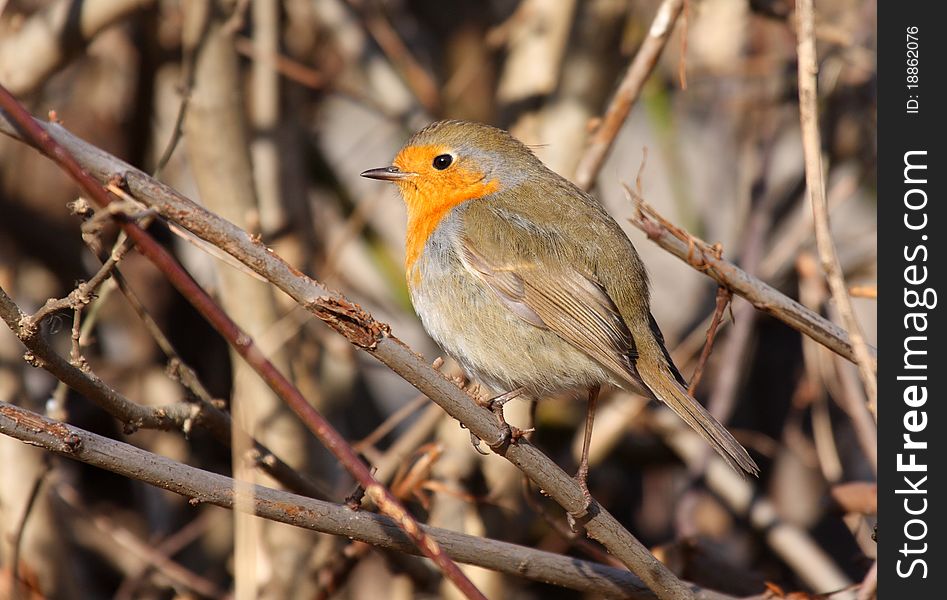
[
  {"xmin": 469, "ymin": 425, "xmax": 534, "ymax": 455},
  {"xmin": 573, "ymin": 471, "xmax": 593, "ymax": 509},
  {"xmin": 565, "ymin": 467, "xmax": 595, "ymax": 531},
  {"xmin": 472, "ymin": 387, "xmax": 528, "ymax": 452}
]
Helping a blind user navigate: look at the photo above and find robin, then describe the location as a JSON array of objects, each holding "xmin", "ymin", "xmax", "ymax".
[{"xmin": 361, "ymin": 120, "xmax": 758, "ymax": 500}]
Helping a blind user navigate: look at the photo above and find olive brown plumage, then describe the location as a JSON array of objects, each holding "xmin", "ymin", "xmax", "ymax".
[{"xmin": 362, "ymin": 120, "xmax": 758, "ymax": 501}]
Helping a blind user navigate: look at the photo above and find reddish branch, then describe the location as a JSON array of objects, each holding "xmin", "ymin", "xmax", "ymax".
[
  {"xmin": 687, "ymin": 287, "xmax": 732, "ymax": 396},
  {"xmin": 0, "ymin": 85, "xmax": 485, "ymax": 600},
  {"xmin": 0, "ymin": 104, "xmax": 700, "ymax": 599},
  {"xmin": 0, "ymin": 285, "xmax": 328, "ymax": 500}
]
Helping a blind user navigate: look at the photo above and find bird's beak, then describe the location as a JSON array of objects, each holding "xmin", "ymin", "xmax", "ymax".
[{"xmin": 360, "ymin": 166, "xmax": 415, "ymax": 182}]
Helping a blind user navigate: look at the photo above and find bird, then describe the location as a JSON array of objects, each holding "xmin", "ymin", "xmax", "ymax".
[{"xmin": 361, "ymin": 120, "xmax": 758, "ymax": 502}]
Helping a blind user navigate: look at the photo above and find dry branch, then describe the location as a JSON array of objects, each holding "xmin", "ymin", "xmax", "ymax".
[
  {"xmin": 625, "ymin": 188, "xmax": 876, "ymax": 368},
  {"xmin": 0, "ymin": 401, "xmax": 737, "ymax": 600},
  {"xmin": 0, "ymin": 109, "xmax": 694, "ymax": 600},
  {"xmin": 795, "ymin": 0, "xmax": 878, "ymax": 413},
  {"xmin": 573, "ymin": 0, "xmax": 685, "ymax": 190},
  {"xmin": 0, "ymin": 284, "xmax": 328, "ymax": 499},
  {"xmin": 0, "ymin": 91, "xmax": 485, "ymax": 600}
]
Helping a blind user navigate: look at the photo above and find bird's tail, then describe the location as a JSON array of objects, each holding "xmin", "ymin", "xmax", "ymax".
[{"xmin": 635, "ymin": 335, "xmax": 759, "ymax": 477}]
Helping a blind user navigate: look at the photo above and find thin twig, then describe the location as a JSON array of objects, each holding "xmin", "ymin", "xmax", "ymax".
[
  {"xmin": 795, "ymin": 0, "xmax": 877, "ymax": 414},
  {"xmin": 625, "ymin": 186, "xmax": 875, "ymax": 368},
  {"xmin": 114, "ymin": 513, "xmax": 213, "ymax": 600},
  {"xmin": 25, "ymin": 234, "xmax": 127, "ymax": 328},
  {"xmin": 153, "ymin": 86, "xmax": 191, "ymax": 179},
  {"xmin": 687, "ymin": 287, "xmax": 731, "ymax": 395},
  {"xmin": 8, "ymin": 460, "xmax": 50, "ymax": 600},
  {"xmin": 0, "ymin": 401, "xmax": 736, "ymax": 600},
  {"xmin": 0, "ymin": 283, "xmax": 330, "ymax": 499},
  {"xmin": 0, "ymin": 285, "xmax": 200, "ymax": 431},
  {"xmin": 55, "ymin": 482, "xmax": 227, "ymax": 599},
  {"xmin": 573, "ymin": 0, "xmax": 685, "ymax": 190},
  {"xmin": 0, "ymin": 111, "xmax": 700, "ymax": 600}
]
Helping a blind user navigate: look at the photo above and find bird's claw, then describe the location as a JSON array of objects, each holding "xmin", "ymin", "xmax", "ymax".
[
  {"xmin": 574, "ymin": 473, "xmax": 594, "ymax": 509},
  {"xmin": 469, "ymin": 431, "xmax": 490, "ymax": 455},
  {"xmin": 468, "ymin": 386, "xmax": 533, "ymax": 454},
  {"xmin": 566, "ymin": 472, "xmax": 595, "ymax": 531}
]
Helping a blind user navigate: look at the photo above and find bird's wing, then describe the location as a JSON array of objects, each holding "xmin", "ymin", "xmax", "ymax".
[
  {"xmin": 459, "ymin": 220, "xmax": 759, "ymax": 477},
  {"xmin": 459, "ymin": 237, "xmax": 637, "ymax": 381}
]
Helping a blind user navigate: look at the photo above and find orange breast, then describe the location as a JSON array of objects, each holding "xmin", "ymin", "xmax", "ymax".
[{"xmin": 397, "ymin": 151, "xmax": 499, "ymax": 284}]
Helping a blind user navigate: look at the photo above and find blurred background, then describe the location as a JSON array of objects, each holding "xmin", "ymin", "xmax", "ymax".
[{"xmin": 0, "ymin": 0, "xmax": 876, "ymax": 598}]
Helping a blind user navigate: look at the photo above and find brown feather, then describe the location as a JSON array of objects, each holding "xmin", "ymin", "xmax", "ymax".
[
  {"xmin": 459, "ymin": 199, "xmax": 758, "ymax": 477},
  {"xmin": 376, "ymin": 120, "xmax": 758, "ymax": 477}
]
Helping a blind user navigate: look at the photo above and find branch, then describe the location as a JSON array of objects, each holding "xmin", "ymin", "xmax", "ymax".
[
  {"xmin": 0, "ymin": 87, "xmax": 484, "ymax": 600},
  {"xmin": 0, "ymin": 285, "xmax": 198, "ymax": 431},
  {"xmin": 625, "ymin": 187, "xmax": 876, "ymax": 368},
  {"xmin": 0, "ymin": 401, "xmax": 738, "ymax": 600},
  {"xmin": 0, "ymin": 284, "xmax": 328, "ymax": 499},
  {"xmin": 8, "ymin": 459, "xmax": 50, "ymax": 599},
  {"xmin": 0, "ymin": 106, "xmax": 696, "ymax": 600},
  {"xmin": 794, "ymin": 0, "xmax": 877, "ymax": 413},
  {"xmin": 573, "ymin": 0, "xmax": 685, "ymax": 190},
  {"xmin": 651, "ymin": 411, "xmax": 852, "ymax": 593}
]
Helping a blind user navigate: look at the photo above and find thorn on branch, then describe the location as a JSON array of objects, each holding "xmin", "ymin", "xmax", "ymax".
[{"xmin": 346, "ymin": 484, "xmax": 366, "ymax": 510}]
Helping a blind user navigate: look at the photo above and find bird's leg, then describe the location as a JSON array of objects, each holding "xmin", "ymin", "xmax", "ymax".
[
  {"xmin": 478, "ymin": 387, "xmax": 532, "ymax": 449},
  {"xmin": 574, "ymin": 385, "xmax": 601, "ymax": 507}
]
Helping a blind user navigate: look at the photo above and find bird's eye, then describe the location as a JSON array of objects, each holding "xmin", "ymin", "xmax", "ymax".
[{"xmin": 432, "ymin": 154, "xmax": 453, "ymax": 170}]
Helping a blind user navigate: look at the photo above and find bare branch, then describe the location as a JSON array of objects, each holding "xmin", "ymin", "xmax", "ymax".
[
  {"xmin": 0, "ymin": 285, "xmax": 197, "ymax": 431},
  {"xmin": 795, "ymin": 0, "xmax": 877, "ymax": 414},
  {"xmin": 0, "ymin": 104, "xmax": 697, "ymax": 600},
  {"xmin": 625, "ymin": 187, "xmax": 876, "ymax": 368},
  {"xmin": 0, "ymin": 401, "xmax": 738, "ymax": 600},
  {"xmin": 573, "ymin": 0, "xmax": 685, "ymax": 190},
  {"xmin": 0, "ymin": 282, "xmax": 329, "ymax": 499},
  {"xmin": 687, "ymin": 287, "xmax": 731, "ymax": 396},
  {"xmin": 0, "ymin": 87, "xmax": 484, "ymax": 600}
]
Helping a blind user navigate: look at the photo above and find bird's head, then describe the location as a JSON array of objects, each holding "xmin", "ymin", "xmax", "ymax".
[
  {"xmin": 361, "ymin": 120, "xmax": 541, "ymax": 273},
  {"xmin": 361, "ymin": 120, "xmax": 538, "ymax": 219}
]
